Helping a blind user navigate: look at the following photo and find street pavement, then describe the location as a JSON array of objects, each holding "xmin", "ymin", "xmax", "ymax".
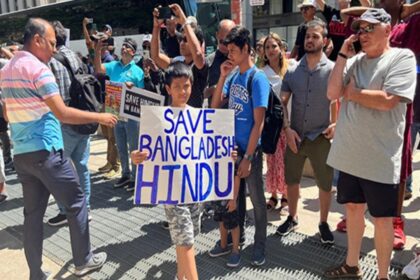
[{"xmin": 1, "ymin": 134, "xmax": 419, "ymax": 279}]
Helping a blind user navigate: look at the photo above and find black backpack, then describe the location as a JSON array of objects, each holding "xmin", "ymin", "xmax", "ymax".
[
  {"xmin": 54, "ymin": 52, "xmax": 103, "ymax": 135},
  {"xmin": 246, "ymin": 69, "xmax": 284, "ymax": 154}
]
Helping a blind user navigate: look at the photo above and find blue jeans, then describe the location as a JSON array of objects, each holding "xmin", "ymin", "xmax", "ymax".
[
  {"xmin": 406, "ymin": 122, "xmax": 420, "ymax": 192},
  {"xmin": 14, "ymin": 149, "xmax": 92, "ymax": 279},
  {"xmin": 58, "ymin": 125, "xmax": 91, "ymax": 214},
  {"xmin": 238, "ymin": 148, "xmax": 267, "ymax": 256},
  {"xmin": 114, "ymin": 119, "xmax": 139, "ymax": 181}
]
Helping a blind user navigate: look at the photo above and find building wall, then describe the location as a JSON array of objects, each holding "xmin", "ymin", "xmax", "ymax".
[{"xmin": 0, "ymin": 0, "xmax": 65, "ymax": 14}]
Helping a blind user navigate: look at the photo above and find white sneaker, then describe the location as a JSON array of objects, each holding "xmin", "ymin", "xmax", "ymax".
[
  {"xmin": 74, "ymin": 252, "xmax": 107, "ymax": 276},
  {"xmin": 402, "ymin": 252, "xmax": 420, "ymax": 280}
]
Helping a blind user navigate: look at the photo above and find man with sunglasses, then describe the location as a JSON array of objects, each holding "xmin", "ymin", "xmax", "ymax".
[
  {"xmin": 94, "ymin": 37, "xmax": 144, "ymax": 191},
  {"xmin": 325, "ymin": 8, "xmax": 416, "ymax": 280}
]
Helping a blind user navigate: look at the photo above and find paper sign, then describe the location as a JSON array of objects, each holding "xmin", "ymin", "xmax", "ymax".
[
  {"xmin": 119, "ymin": 87, "xmax": 165, "ymax": 122},
  {"xmin": 104, "ymin": 81, "xmax": 123, "ymax": 116},
  {"xmin": 134, "ymin": 106, "xmax": 235, "ymax": 205}
]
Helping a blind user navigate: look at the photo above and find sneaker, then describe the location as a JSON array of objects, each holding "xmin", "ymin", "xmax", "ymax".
[
  {"xmin": 74, "ymin": 252, "xmax": 107, "ymax": 276},
  {"xmin": 47, "ymin": 213, "xmax": 67, "ymax": 226},
  {"xmin": 319, "ymin": 222, "xmax": 335, "ymax": 244},
  {"xmin": 227, "ymin": 252, "xmax": 241, "ymax": 267},
  {"xmin": 0, "ymin": 194, "xmax": 7, "ymax": 204},
  {"xmin": 402, "ymin": 252, "xmax": 420, "ymax": 280},
  {"xmin": 88, "ymin": 210, "xmax": 92, "ymax": 222},
  {"xmin": 114, "ymin": 176, "xmax": 130, "ymax": 188},
  {"xmin": 393, "ymin": 217, "xmax": 406, "ymax": 250},
  {"xmin": 252, "ymin": 251, "xmax": 266, "ymax": 266},
  {"xmin": 98, "ymin": 162, "xmax": 113, "ymax": 173},
  {"xmin": 4, "ymin": 158, "xmax": 13, "ymax": 169},
  {"xmin": 336, "ymin": 218, "xmax": 347, "ymax": 233},
  {"xmin": 103, "ymin": 169, "xmax": 120, "ymax": 179},
  {"xmin": 208, "ymin": 244, "xmax": 231, "ymax": 257},
  {"xmin": 161, "ymin": 221, "xmax": 169, "ymax": 230},
  {"xmin": 276, "ymin": 215, "xmax": 298, "ymax": 236},
  {"xmin": 126, "ymin": 181, "xmax": 135, "ymax": 192},
  {"xmin": 40, "ymin": 270, "xmax": 51, "ymax": 280},
  {"xmin": 404, "ymin": 191, "xmax": 413, "ymax": 200},
  {"xmin": 216, "ymin": 233, "xmax": 246, "ymax": 247}
]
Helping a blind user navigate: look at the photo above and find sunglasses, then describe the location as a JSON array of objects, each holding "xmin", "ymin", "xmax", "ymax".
[
  {"xmin": 300, "ymin": 6, "xmax": 312, "ymax": 12},
  {"xmin": 356, "ymin": 24, "xmax": 376, "ymax": 35},
  {"xmin": 122, "ymin": 43, "xmax": 135, "ymax": 51}
]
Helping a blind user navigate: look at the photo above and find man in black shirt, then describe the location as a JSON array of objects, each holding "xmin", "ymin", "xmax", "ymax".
[{"xmin": 151, "ymin": 4, "xmax": 208, "ymax": 108}]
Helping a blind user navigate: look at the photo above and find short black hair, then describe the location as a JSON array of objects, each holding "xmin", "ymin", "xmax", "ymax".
[
  {"xmin": 223, "ymin": 25, "xmax": 251, "ymax": 53},
  {"xmin": 51, "ymin": 20, "xmax": 66, "ymax": 47},
  {"xmin": 164, "ymin": 61, "xmax": 193, "ymax": 86},
  {"xmin": 306, "ymin": 19, "xmax": 328, "ymax": 38},
  {"xmin": 178, "ymin": 25, "xmax": 205, "ymax": 45},
  {"xmin": 23, "ymin": 18, "xmax": 50, "ymax": 46}
]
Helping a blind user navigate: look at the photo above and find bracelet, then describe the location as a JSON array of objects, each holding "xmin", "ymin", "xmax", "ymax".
[
  {"xmin": 338, "ymin": 52, "xmax": 348, "ymax": 59},
  {"xmin": 243, "ymin": 153, "xmax": 254, "ymax": 161}
]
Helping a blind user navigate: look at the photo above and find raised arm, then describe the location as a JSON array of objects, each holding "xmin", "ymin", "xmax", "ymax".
[
  {"xmin": 93, "ymin": 40, "xmax": 106, "ymax": 74},
  {"xmin": 401, "ymin": 1, "xmax": 420, "ymax": 20},
  {"xmin": 82, "ymin": 18, "xmax": 94, "ymax": 52},
  {"xmin": 211, "ymin": 60, "xmax": 234, "ymax": 109},
  {"xmin": 151, "ymin": 8, "xmax": 171, "ymax": 70},
  {"xmin": 315, "ymin": 0, "xmax": 326, "ymax": 12},
  {"xmin": 170, "ymin": 4, "xmax": 205, "ymax": 69}
]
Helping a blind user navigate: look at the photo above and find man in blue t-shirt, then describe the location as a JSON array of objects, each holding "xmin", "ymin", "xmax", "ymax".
[
  {"xmin": 94, "ymin": 37, "xmax": 144, "ymax": 191},
  {"xmin": 211, "ymin": 25, "xmax": 270, "ymax": 266}
]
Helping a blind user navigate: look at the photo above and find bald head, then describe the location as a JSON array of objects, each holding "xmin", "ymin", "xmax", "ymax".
[
  {"xmin": 217, "ymin": 19, "xmax": 236, "ymax": 54},
  {"xmin": 23, "ymin": 18, "xmax": 53, "ymax": 47}
]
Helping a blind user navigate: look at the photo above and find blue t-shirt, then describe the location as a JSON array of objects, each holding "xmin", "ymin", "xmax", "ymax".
[
  {"xmin": 223, "ymin": 66, "xmax": 270, "ymax": 152},
  {"xmin": 104, "ymin": 60, "xmax": 144, "ymax": 88}
]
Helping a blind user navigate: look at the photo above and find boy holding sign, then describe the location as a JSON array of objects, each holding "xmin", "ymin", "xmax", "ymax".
[{"xmin": 131, "ymin": 62, "xmax": 237, "ymax": 279}]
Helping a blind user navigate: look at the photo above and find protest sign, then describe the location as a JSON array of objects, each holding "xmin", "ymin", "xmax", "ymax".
[
  {"xmin": 105, "ymin": 81, "xmax": 123, "ymax": 116},
  {"xmin": 120, "ymin": 87, "xmax": 165, "ymax": 121},
  {"xmin": 135, "ymin": 106, "xmax": 235, "ymax": 205}
]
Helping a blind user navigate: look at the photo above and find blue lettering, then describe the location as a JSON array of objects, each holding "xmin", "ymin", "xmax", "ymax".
[
  {"xmin": 206, "ymin": 137, "xmax": 215, "ymax": 159},
  {"xmin": 199, "ymin": 162, "xmax": 213, "ymax": 201},
  {"xmin": 158, "ymin": 165, "xmax": 180, "ymax": 204},
  {"xmin": 135, "ymin": 164, "xmax": 159, "ymax": 204},
  {"xmin": 203, "ymin": 109, "xmax": 215, "ymax": 134},
  {"xmin": 214, "ymin": 135, "xmax": 222, "ymax": 159},
  {"xmin": 181, "ymin": 164, "xmax": 198, "ymax": 203},
  {"xmin": 198, "ymin": 138, "xmax": 206, "ymax": 160},
  {"xmin": 187, "ymin": 109, "xmax": 203, "ymax": 134},
  {"xmin": 179, "ymin": 136, "xmax": 191, "ymax": 159},
  {"xmin": 163, "ymin": 108, "xmax": 175, "ymax": 134},
  {"xmin": 139, "ymin": 134, "xmax": 152, "ymax": 157},
  {"xmin": 165, "ymin": 135, "xmax": 177, "ymax": 162},
  {"xmin": 152, "ymin": 136, "xmax": 165, "ymax": 161},
  {"xmin": 214, "ymin": 162, "xmax": 233, "ymax": 198},
  {"xmin": 174, "ymin": 110, "xmax": 189, "ymax": 135}
]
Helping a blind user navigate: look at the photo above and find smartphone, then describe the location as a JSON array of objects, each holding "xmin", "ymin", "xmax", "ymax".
[
  {"xmin": 352, "ymin": 40, "xmax": 362, "ymax": 53},
  {"xmin": 158, "ymin": 6, "xmax": 172, "ymax": 19},
  {"xmin": 142, "ymin": 50, "xmax": 150, "ymax": 60}
]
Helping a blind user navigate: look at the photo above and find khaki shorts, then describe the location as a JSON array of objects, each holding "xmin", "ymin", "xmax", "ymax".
[{"xmin": 285, "ymin": 135, "xmax": 333, "ymax": 192}]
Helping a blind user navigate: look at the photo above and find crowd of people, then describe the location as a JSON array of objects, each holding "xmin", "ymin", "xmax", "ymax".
[{"xmin": 0, "ymin": 0, "xmax": 419, "ymax": 280}]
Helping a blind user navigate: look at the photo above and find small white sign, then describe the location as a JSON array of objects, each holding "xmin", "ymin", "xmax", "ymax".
[{"xmin": 250, "ymin": 0, "xmax": 265, "ymax": 6}]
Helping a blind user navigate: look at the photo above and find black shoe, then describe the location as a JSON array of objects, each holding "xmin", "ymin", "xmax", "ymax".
[
  {"xmin": 216, "ymin": 232, "xmax": 246, "ymax": 247},
  {"xmin": 125, "ymin": 181, "xmax": 135, "ymax": 192},
  {"xmin": 276, "ymin": 215, "xmax": 298, "ymax": 236},
  {"xmin": 47, "ymin": 213, "xmax": 67, "ymax": 226},
  {"xmin": 319, "ymin": 222, "xmax": 334, "ymax": 244},
  {"xmin": 161, "ymin": 221, "xmax": 169, "ymax": 229},
  {"xmin": 114, "ymin": 176, "xmax": 130, "ymax": 188}
]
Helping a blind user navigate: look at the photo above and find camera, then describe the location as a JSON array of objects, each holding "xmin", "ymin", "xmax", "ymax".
[
  {"xmin": 158, "ymin": 6, "xmax": 173, "ymax": 20},
  {"xmin": 90, "ymin": 32, "xmax": 109, "ymax": 42}
]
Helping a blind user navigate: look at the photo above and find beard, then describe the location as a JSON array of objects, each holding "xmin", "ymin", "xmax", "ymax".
[{"xmin": 304, "ymin": 44, "xmax": 323, "ymax": 53}]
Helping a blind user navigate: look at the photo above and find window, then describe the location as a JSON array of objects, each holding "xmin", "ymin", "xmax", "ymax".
[
  {"xmin": 270, "ymin": 25, "xmax": 298, "ymax": 52},
  {"xmin": 270, "ymin": 0, "xmax": 282, "ymax": 15}
]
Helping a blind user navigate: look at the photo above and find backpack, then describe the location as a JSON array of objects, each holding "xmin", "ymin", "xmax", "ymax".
[
  {"xmin": 54, "ymin": 52, "xmax": 103, "ymax": 135},
  {"xmin": 246, "ymin": 69, "xmax": 284, "ymax": 154}
]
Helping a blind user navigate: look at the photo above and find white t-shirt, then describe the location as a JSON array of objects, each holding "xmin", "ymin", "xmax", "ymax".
[{"xmin": 327, "ymin": 48, "xmax": 417, "ymax": 184}]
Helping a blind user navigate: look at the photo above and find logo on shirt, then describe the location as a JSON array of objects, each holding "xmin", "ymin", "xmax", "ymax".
[{"xmin": 229, "ymin": 84, "xmax": 249, "ymax": 116}]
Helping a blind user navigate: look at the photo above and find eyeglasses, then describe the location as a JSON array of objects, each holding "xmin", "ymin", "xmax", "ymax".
[
  {"xmin": 300, "ymin": 6, "xmax": 312, "ymax": 12},
  {"xmin": 356, "ymin": 24, "xmax": 376, "ymax": 35}
]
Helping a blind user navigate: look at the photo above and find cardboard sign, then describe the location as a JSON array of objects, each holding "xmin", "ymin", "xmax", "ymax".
[
  {"xmin": 104, "ymin": 81, "xmax": 123, "ymax": 116},
  {"xmin": 134, "ymin": 106, "xmax": 235, "ymax": 205},
  {"xmin": 119, "ymin": 87, "xmax": 165, "ymax": 122}
]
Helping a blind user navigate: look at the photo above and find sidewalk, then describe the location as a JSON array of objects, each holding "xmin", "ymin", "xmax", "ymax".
[{"xmin": 1, "ymin": 134, "xmax": 419, "ymax": 279}]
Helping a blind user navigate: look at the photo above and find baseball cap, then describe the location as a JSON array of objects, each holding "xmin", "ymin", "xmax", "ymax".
[
  {"xmin": 297, "ymin": 0, "xmax": 316, "ymax": 9},
  {"xmin": 142, "ymin": 34, "xmax": 152, "ymax": 44},
  {"xmin": 351, "ymin": 8, "xmax": 391, "ymax": 31},
  {"xmin": 103, "ymin": 24, "xmax": 112, "ymax": 33}
]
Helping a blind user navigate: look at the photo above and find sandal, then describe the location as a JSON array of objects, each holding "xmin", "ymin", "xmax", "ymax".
[
  {"xmin": 266, "ymin": 196, "xmax": 278, "ymax": 210},
  {"xmin": 324, "ymin": 262, "xmax": 362, "ymax": 279}
]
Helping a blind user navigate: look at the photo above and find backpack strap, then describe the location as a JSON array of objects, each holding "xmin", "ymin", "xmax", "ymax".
[
  {"xmin": 226, "ymin": 71, "xmax": 240, "ymax": 96},
  {"xmin": 53, "ymin": 52, "xmax": 84, "ymax": 79},
  {"xmin": 246, "ymin": 68, "xmax": 258, "ymax": 101}
]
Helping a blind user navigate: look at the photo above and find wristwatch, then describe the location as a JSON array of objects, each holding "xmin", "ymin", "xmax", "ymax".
[{"xmin": 244, "ymin": 153, "xmax": 254, "ymax": 161}]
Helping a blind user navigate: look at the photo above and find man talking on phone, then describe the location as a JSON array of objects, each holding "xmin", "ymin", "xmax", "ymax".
[{"xmin": 325, "ymin": 8, "xmax": 416, "ymax": 279}]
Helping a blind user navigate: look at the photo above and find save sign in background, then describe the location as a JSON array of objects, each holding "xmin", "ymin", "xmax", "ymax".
[{"xmin": 135, "ymin": 106, "xmax": 235, "ymax": 205}]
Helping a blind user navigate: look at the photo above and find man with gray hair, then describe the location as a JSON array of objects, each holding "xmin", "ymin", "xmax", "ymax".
[
  {"xmin": 276, "ymin": 19, "xmax": 337, "ymax": 245},
  {"xmin": 0, "ymin": 18, "xmax": 116, "ymax": 279},
  {"xmin": 48, "ymin": 20, "xmax": 94, "ymax": 227},
  {"xmin": 325, "ymin": 8, "xmax": 416, "ymax": 279}
]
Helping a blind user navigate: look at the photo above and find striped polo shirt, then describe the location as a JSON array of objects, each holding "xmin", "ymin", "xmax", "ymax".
[{"xmin": 0, "ymin": 51, "xmax": 63, "ymax": 155}]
